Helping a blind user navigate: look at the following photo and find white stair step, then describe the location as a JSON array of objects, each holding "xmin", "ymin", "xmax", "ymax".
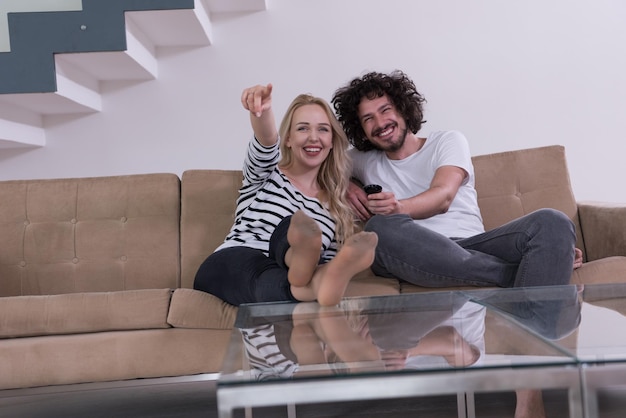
[
  {"xmin": 0, "ymin": 0, "xmax": 266, "ymax": 149},
  {"xmin": 126, "ymin": 1, "xmax": 213, "ymax": 47},
  {"xmin": 0, "ymin": 101, "xmax": 44, "ymax": 148},
  {"xmin": 205, "ymin": 0, "xmax": 267, "ymax": 14}
]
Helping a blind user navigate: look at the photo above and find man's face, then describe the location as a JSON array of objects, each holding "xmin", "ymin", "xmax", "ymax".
[{"xmin": 357, "ymin": 94, "xmax": 408, "ymax": 153}]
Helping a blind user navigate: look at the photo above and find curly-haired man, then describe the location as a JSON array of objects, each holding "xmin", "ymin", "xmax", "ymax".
[
  {"xmin": 332, "ymin": 69, "xmax": 585, "ymax": 418},
  {"xmin": 332, "ymin": 70, "xmax": 582, "ymax": 290}
]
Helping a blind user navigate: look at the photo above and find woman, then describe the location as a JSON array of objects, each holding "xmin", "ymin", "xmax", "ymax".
[{"xmin": 194, "ymin": 83, "xmax": 377, "ymax": 307}]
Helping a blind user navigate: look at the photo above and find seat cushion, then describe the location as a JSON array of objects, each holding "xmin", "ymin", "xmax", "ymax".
[
  {"xmin": 0, "ymin": 288, "xmax": 172, "ymax": 338},
  {"xmin": 167, "ymin": 288, "xmax": 237, "ymax": 329},
  {"xmin": 571, "ymin": 256, "xmax": 626, "ymax": 286},
  {"xmin": 344, "ymin": 269, "xmax": 400, "ymax": 297}
]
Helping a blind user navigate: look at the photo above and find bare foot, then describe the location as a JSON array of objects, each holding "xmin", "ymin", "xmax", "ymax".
[
  {"xmin": 286, "ymin": 210, "xmax": 323, "ymax": 287},
  {"xmin": 317, "ymin": 231, "xmax": 378, "ymax": 306},
  {"xmin": 573, "ymin": 247, "xmax": 583, "ymax": 269}
]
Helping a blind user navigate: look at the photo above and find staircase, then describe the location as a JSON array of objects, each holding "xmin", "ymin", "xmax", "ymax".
[{"xmin": 0, "ymin": 0, "xmax": 267, "ymax": 149}]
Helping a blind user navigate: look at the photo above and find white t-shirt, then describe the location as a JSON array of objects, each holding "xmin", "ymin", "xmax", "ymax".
[
  {"xmin": 404, "ymin": 301, "xmax": 486, "ymax": 369},
  {"xmin": 349, "ymin": 130, "xmax": 484, "ymax": 238}
]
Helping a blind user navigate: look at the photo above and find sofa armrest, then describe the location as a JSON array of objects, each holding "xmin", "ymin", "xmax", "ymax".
[{"xmin": 578, "ymin": 201, "xmax": 626, "ymax": 261}]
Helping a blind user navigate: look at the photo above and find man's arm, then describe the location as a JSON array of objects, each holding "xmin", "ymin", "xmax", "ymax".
[{"xmin": 367, "ymin": 165, "xmax": 467, "ymax": 219}]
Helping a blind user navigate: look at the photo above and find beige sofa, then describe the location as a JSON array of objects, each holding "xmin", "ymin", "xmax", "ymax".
[{"xmin": 1, "ymin": 145, "xmax": 625, "ymax": 391}]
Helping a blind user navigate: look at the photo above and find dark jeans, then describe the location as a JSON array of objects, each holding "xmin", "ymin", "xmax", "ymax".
[
  {"xmin": 364, "ymin": 208, "xmax": 576, "ymax": 288},
  {"xmin": 193, "ymin": 216, "xmax": 298, "ymax": 306}
]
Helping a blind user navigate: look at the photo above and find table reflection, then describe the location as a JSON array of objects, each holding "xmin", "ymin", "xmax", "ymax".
[
  {"xmin": 238, "ymin": 294, "xmax": 487, "ymax": 380},
  {"xmin": 235, "ymin": 285, "xmax": 594, "ymax": 381},
  {"xmin": 470, "ymin": 284, "xmax": 583, "ymax": 342}
]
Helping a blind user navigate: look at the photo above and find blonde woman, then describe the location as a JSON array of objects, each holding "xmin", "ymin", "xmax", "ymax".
[{"xmin": 194, "ymin": 83, "xmax": 377, "ymax": 307}]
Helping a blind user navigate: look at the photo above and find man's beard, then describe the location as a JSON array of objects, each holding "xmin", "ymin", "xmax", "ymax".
[{"xmin": 371, "ymin": 127, "xmax": 408, "ymax": 153}]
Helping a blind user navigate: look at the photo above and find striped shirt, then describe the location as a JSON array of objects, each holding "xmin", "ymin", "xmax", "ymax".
[
  {"xmin": 214, "ymin": 136, "xmax": 338, "ymax": 262},
  {"xmin": 241, "ymin": 324, "xmax": 298, "ymax": 380}
]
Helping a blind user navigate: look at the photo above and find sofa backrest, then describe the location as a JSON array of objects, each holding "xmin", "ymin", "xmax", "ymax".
[
  {"xmin": 180, "ymin": 170, "xmax": 242, "ymax": 289},
  {"xmin": 0, "ymin": 173, "xmax": 181, "ymax": 297},
  {"xmin": 0, "ymin": 145, "xmax": 581, "ymax": 297},
  {"xmin": 179, "ymin": 145, "xmax": 584, "ymax": 289},
  {"xmin": 472, "ymin": 145, "xmax": 584, "ymax": 252}
]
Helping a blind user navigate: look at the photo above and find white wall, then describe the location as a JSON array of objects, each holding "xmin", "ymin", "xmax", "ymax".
[{"xmin": 1, "ymin": 0, "xmax": 625, "ymax": 203}]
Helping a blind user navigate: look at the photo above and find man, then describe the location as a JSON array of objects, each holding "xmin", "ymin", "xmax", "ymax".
[
  {"xmin": 332, "ymin": 69, "xmax": 583, "ymax": 418},
  {"xmin": 332, "ymin": 70, "xmax": 582, "ymax": 290}
]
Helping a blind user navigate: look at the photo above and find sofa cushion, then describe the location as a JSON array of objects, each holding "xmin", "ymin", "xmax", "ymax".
[
  {"xmin": 0, "ymin": 289, "xmax": 172, "ymax": 338},
  {"xmin": 180, "ymin": 170, "xmax": 242, "ymax": 290},
  {"xmin": 472, "ymin": 145, "xmax": 584, "ymax": 254},
  {"xmin": 167, "ymin": 288, "xmax": 238, "ymax": 329},
  {"xmin": 0, "ymin": 328, "xmax": 231, "ymax": 390},
  {"xmin": 0, "ymin": 173, "xmax": 181, "ymax": 297},
  {"xmin": 578, "ymin": 202, "xmax": 626, "ymax": 261},
  {"xmin": 571, "ymin": 256, "xmax": 626, "ymax": 286},
  {"xmin": 344, "ymin": 269, "xmax": 401, "ymax": 297}
]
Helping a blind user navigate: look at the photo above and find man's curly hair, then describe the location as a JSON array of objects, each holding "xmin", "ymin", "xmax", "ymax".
[{"xmin": 331, "ymin": 70, "xmax": 427, "ymax": 151}]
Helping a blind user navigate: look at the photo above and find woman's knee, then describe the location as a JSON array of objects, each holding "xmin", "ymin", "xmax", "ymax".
[{"xmin": 269, "ymin": 215, "xmax": 292, "ymax": 264}]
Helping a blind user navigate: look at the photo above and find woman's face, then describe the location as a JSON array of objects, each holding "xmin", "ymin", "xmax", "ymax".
[{"xmin": 285, "ymin": 104, "xmax": 333, "ymax": 170}]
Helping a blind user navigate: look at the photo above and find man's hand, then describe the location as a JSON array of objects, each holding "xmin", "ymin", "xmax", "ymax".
[
  {"xmin": 348, "ymin": 181, "xmax": 405, "ymax": 220},
  {"xmin": 366, "ymin": 191, "xmax": 404, "ymax": 216}
]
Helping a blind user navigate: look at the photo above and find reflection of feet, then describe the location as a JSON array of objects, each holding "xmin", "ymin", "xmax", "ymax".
[
  {"xmin": 287, "ymin": 210, "xmax": 322, "ymax": 287},
  {"xmin": 317, "ymin": 231, "xmax": 378, "ymax": 306},
  {"xmin": 438, "ymin": 326, "xmax": 480, "ymax": 367}
]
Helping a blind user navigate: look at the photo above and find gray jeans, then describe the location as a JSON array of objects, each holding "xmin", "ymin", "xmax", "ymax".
[{"xmin": 364, "ymin": 208, "xmax": 576, "ymax": 288}]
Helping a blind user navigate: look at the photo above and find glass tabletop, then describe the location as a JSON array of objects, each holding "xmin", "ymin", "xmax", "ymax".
[
  {"xmin": 466, "ymin": 283, "xmax": 626, "ymax": 365},
  {"xmin": 219, "ymin": 284, "xmax": 597, "ymax": 386},
  {"xmin": 533, "ymin": 284, "xmax": 624, "ymax": 363}
]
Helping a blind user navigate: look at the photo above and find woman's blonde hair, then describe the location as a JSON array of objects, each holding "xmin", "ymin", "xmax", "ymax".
[{"xmin": 278, "ymin": 94, "xmax": 355, "ymax": 244}]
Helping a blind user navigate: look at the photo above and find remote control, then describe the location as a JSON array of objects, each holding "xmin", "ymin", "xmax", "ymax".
[{"xmin": 363, "ymin": 184, "xmax": 382, "ymax": 195}]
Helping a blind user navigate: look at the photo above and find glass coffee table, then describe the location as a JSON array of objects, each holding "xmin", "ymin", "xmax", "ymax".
[
  {"xmin": 547, "ymin": 283, "xmax": 626, "ymax": 417},
  {"xmin": 217, "ymin": 283, "xmax": 626, "ymax": 417}
]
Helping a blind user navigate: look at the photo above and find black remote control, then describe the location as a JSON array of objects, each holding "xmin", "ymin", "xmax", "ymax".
[{"xmin": 363, "ymin": 184, "xmax": 382, "ymax": 195}]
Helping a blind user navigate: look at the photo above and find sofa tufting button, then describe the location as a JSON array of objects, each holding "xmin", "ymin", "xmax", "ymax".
[
  {"xmin": 20, "ymin": 261, "xmax": 26, "ymax": 267},
  {"xmin": 121, "ymin": 217, "xmax": 127, "ymax": 223},
  {"xmin": 23, "ymin": 220, "xmax": 30, "ymax": 226},
  {"xmin": 72, "ymin": 258, "xmax": 79, "ymax": 264},
  {"xmin": 121, "ymin": 255, "xmax": 127, "ymax": 261},
  {"xmin": 70, "ymin": 218, "xmax": 77, "ymax": 224}
]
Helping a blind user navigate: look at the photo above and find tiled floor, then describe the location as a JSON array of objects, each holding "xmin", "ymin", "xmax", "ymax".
[{"xmin": 1, "ymin": 376, "xmax": 624, "ymax": 417}]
